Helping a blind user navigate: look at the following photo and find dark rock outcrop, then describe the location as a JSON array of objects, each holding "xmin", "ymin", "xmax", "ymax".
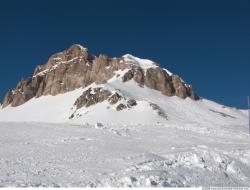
[
  {"xmin": 150, "ymin": 103, "xmax": 168, "ymax": 120},
  {"xmin": 108, "ymin": 93, "xmax": 122, "ymax": 105},
  {"xmin": 74, "ymin": 87, "xmax": 112, "ymax": 109},
  {"xmin": 127, "ymin": 99, "xmax": 137, "ymax": 108},
  {"xmin": 133, "ymin": 68, "xmax": 145, "ymax": 85},
  {"xmin": 73, "ymin": 87, "xmax": 136, "ymax": 112},
  {"xmin": 122, "ymin": 70, "xmax": 134, "ymax": 82},
  {"xmin": 116, "ymin": 103, "xmax": 127, "ymax": 111}
]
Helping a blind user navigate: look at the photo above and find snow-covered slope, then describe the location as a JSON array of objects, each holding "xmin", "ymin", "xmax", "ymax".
[
  {"xmin": 0, "ymin": 53, "xmax": 249, "ymax": 187},
  {"xmin": 0, "ymin": 68, "xmax": 246, "ymax": 128}
]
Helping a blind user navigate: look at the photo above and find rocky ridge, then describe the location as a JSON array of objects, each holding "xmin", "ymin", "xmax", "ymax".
[{"xmin": 1, "ymin": 44, "xmax": 199, "ymax": 109}]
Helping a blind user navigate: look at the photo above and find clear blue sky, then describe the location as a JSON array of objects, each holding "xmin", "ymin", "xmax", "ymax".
[{"xmin": 0, "ymin": 0, "xmax": 249, "ymax": 108}]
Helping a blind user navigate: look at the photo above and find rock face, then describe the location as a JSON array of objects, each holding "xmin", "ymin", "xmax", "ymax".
[
  {"xmin": 133, "ymin": 68, "xmax": 145, "ymax": 86},
  {"xmin": 1, "ymin": 44, "xmax": 199, "ymax": 108},
  {"xmin": 145, "ymin": 68, "xmax": 174, "ymax": 96},
  {"xmin": 122, "ymin": 67, "xmax": 199, "ymax": 100}
]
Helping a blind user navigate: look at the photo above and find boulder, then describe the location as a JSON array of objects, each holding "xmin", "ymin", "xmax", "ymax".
[
  {"xmin": 127, "ymin": 99, "xmax": 137, "ymax": 108},
  {"xmin": 108, "ymin": 93, "xmax": 122, "ymax": 105},
  {"xmin": 116, "ymin": 103, "xmax": 127, "ymax": 111}
]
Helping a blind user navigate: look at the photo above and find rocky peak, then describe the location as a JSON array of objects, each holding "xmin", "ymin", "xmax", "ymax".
[
  {"xmin": 1, "ymin": 44, "xmax": 199, "ymax": 108},
  {"xmin": 33, "ymin": 44, "xmax": 92, "ymax": 76},
  {"xmin": 65, "ymin": 44, "xmax": 91, "ymax": 61}
]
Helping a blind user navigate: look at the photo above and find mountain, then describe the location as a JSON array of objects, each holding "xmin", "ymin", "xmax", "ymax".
[
  {"xmin": 0, "ymin": 44, "xmax": 246, "ymax": 125},
  {"xmin": 0, "ymin": 44, "xmax": 249, "ymax": 187},
  {"xmin": 0, "ymin": 44, "xmax": 203, "ymax": 123}
]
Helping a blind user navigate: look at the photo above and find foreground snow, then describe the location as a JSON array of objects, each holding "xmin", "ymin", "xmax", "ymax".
[
  {"xmin": 0, "ymin": 121, "xmax": 249, "ymax": 187},
  {"xmin": 0, "ymin": 65, "xmax": 249, "ymax": 187}
]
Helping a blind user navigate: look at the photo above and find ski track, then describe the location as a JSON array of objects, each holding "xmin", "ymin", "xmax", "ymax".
[{"xmin": 0, "ymin": 122, "xmax": 249, "ymax": 187}]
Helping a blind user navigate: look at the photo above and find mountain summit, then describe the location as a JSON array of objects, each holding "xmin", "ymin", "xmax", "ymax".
[{"xmin": 2, "ymin": 44, "xmax": 198, "ymax": 108}]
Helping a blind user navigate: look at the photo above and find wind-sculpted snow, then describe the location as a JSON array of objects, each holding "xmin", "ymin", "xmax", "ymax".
[{"xmin": 0, "ymin": 122, "xmax": 249, "ymax": 187}]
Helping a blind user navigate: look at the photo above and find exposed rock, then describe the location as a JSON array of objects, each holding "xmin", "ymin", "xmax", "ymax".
[
  {"xmin": 187, "ymin": 85, "xmax": 199, "ymax": 100},
  {"xmin": 73, "ymin": 87, "xmax": 134, "ymax": 112},
  {"xmin": 3, "ymin": 76, "xmax": 45, "ymax": 107},
  {"xmin": 172, "ymin": 75, "xmax": 199, "ymax": 100},
  {"xmin": 127, "ymin": 99, "xmax": 137, "ymax": 108},
  {"xmin": 108, "ymin": 93, "xmax": 122, "ymax": 105},
  {"xmin": 95, "ymin": 122, "xmax": 104, "ymax": 128},
  {"xmin": 66, "ymin": 44, "xmax": 92, "ymax": 61},
  {"xmin": 38, "ymin": 57, "xmax": 93, "ymax": 96},
  {"xmin": 74, "ymin": 88, "xmax": 112, "ymax": 109},
  {"xmin": 92, "ymin": 54, "xmax": 111, "ymax": 84},
  {"xmin": 69, "ymin": 114, "xmax": 74, "ymax": 119},
  {"xmin": 2, "ymin": 91, "xmax": 14, "ymax": 108},
  {"xmin": 33, "ymin": 44, "xmax": 93, "ymax": 76},
  {"xmin": 150, "ymin": 103, "xmax": 168, "ymax": 120},
  {"xmin": 122, "ymin": 68, "xmax": 145, "ymax": 85},
  {"xmin": 133, "ymin": 67, "xmax": 145, "ymax": 85},
  {"xmin": 145, "ymin": 67, "xmax": 174, "ymax": 96},
  {"xmin": 122, "ymin": 70, "xmax": 134, "ymax": 82},
  {"xmin": 172, "ymin": 75, "xmax": 188, "ymax": 99},
  {"xmin": 116, "ymin": 103, "xmax": 127, "ymax": 111},
  {"xmin": 144, "ymin": 69, "xmax": 199, "ymax": 100}
]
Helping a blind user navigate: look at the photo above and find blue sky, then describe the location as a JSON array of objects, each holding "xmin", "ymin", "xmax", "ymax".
[{"xmin": 0, "ymin": 0, "xmax": 249, "ymax": 108}]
